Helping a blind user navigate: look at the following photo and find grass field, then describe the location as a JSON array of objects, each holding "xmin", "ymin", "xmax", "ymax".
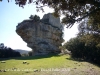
[{"xmin": 0, "ymin": 54, "xmax": 100, "ymax": 75}]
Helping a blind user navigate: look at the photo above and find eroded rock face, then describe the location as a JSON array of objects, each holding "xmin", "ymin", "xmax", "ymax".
[{"xmin": 16, "ymin": 13, "xmax": 63, "ymax": 55}]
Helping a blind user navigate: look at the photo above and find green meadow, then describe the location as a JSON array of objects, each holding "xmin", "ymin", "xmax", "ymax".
[{"xmin": 0, "ymin": 54, "xmax": 100, "ymax": 75}]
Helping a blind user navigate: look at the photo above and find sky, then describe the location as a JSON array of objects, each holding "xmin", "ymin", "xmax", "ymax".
[{"xmin": 0, "ymin": 1, "xmax": 78, "ymax": 51}]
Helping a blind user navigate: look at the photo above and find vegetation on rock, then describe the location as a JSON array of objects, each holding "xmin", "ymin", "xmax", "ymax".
[{"xmin": 29, "ymin": 15, "xmax": 40, "ymax": 21}]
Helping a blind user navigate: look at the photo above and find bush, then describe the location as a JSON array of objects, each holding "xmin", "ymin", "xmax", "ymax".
[
  {"xmin": 0, "ymin": 43, "xmax": 21, "ymax": 58},
  {"xmin": 0, "ymin": 48, "xmax": 21, "ymax": 58},
  {"xmin": 29, "ymin": 15, "xmax": 40, "ymax": 21},
  {"xmin": 64, "ymin": 37, "xmax": 100, "ymax": 64}
]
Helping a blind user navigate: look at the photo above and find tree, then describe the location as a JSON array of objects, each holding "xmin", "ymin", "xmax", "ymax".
[
  {"xmin": 3, "ymin": 0, "xmax": 100, "ymax": 28},
  {"xmin": 0, "ymin": 43, "xmax": 4, "ymax": 49},
  {"xmin": 64, "ymin": 36, "xmax": 100, "ymax": 64},
  {"xmin": 63, "ymin": 17, "xmax": 100, "ymax": 64},
  {"xmin": 77, "ymin": 17, "xmax": 100, "ymax": 46},
  {"xmin": 0, "ymin": 43, "xmax": 21, "ymax": 58}
]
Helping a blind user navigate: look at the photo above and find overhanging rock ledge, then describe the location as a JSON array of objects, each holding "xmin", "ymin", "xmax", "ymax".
[{"xmin": 16, "ymin": 13, "xmax": 64, "ymax": 55}]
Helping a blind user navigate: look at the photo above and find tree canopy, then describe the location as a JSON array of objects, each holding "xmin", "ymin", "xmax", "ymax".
[
  {"xmin": 4, "ymin": 0, "xmax": 100, "ymax": 28},
  {"xmin": 63, "ymin": 17, "xmax": 100, "ymax": 64},
  {"xmin": 0, "ymin": 43, "xmax": 21, "ymax": 58},
  {"xmin": 2, "ymin": 0, "xmax": 100, "ymax": 45}
]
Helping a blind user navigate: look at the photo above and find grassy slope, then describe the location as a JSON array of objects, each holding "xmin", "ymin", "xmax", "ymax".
[{"xmin": 0, "ymin": 54, "xmax": 100, "ymax": 75}]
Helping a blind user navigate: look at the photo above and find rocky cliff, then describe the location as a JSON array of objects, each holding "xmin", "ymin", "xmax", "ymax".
[{"xmin": 16, "ymin": 13, "xmax": 63, "ymax": 55}]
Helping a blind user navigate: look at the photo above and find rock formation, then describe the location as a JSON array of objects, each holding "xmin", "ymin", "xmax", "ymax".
[{"xmin": 16, "ymin": 13, "xmax": 64, "ymax": 55}]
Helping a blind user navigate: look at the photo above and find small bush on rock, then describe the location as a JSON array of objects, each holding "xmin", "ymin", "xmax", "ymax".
[{"xmin": 29, "ymin": 15, "xmax": 40, "ymax": 21}]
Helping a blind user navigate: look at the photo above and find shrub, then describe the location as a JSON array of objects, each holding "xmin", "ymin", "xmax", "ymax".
[
  {"xmin": 0, "ymin": 43, "xmax": 21, "ymax": 58},
  {"xmin": 64, "ymin": 37, "xmax": 100, "ymax": 64},
  {"xmin": 29, "ymin": 15, "xmax": 40, "ymax": 21}
]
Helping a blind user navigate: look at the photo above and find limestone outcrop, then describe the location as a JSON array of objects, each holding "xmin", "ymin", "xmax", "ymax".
[{"xmin": 16, "ymin": 13, "xmax": 63, "ymax": 55}]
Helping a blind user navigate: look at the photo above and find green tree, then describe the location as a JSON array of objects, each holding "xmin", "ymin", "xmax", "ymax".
[
  {"xmin": 3, "ymin": 0, "xmax": 100, "ymax": 28},
  {"xmin": 0, "ymin": 43, "xmax": 4, "ymax": 49},
  {"xmin": 0, "ymin": 43, "xmax": 21, "ymax": 58},
  {"xmin": 64, "ymin": 17, "xmax": 100, "ymax": 64},
  {"xmin": 77, "ymin": 17, "xmax": 100, "ymax": 47},
  {"xmin": 64, "ymin": 37, "xmax": 85, "ymax": 58},
  {"xmin": 64, "ymin": 36, "xmax": 100, "ymax": 64}
]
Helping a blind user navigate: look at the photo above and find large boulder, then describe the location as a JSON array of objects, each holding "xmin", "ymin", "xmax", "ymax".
[{"xmin": 16, "ymin": 13, "xmax": 64, "ymax": 55}]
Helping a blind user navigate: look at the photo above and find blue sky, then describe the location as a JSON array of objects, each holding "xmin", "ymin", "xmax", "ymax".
[{"xmin": 0, "ymin": 1, "xmax": 78, "ymax": 51}]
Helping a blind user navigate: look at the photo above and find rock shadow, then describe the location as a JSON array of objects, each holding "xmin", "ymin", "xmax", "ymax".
[
  {"xmin": 66, "ymin": 57, "xmax": 100, "ymax": 67},
  {"xmin": 0, "ymin": 53, "xmax": 61, "ymax": 61}
]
